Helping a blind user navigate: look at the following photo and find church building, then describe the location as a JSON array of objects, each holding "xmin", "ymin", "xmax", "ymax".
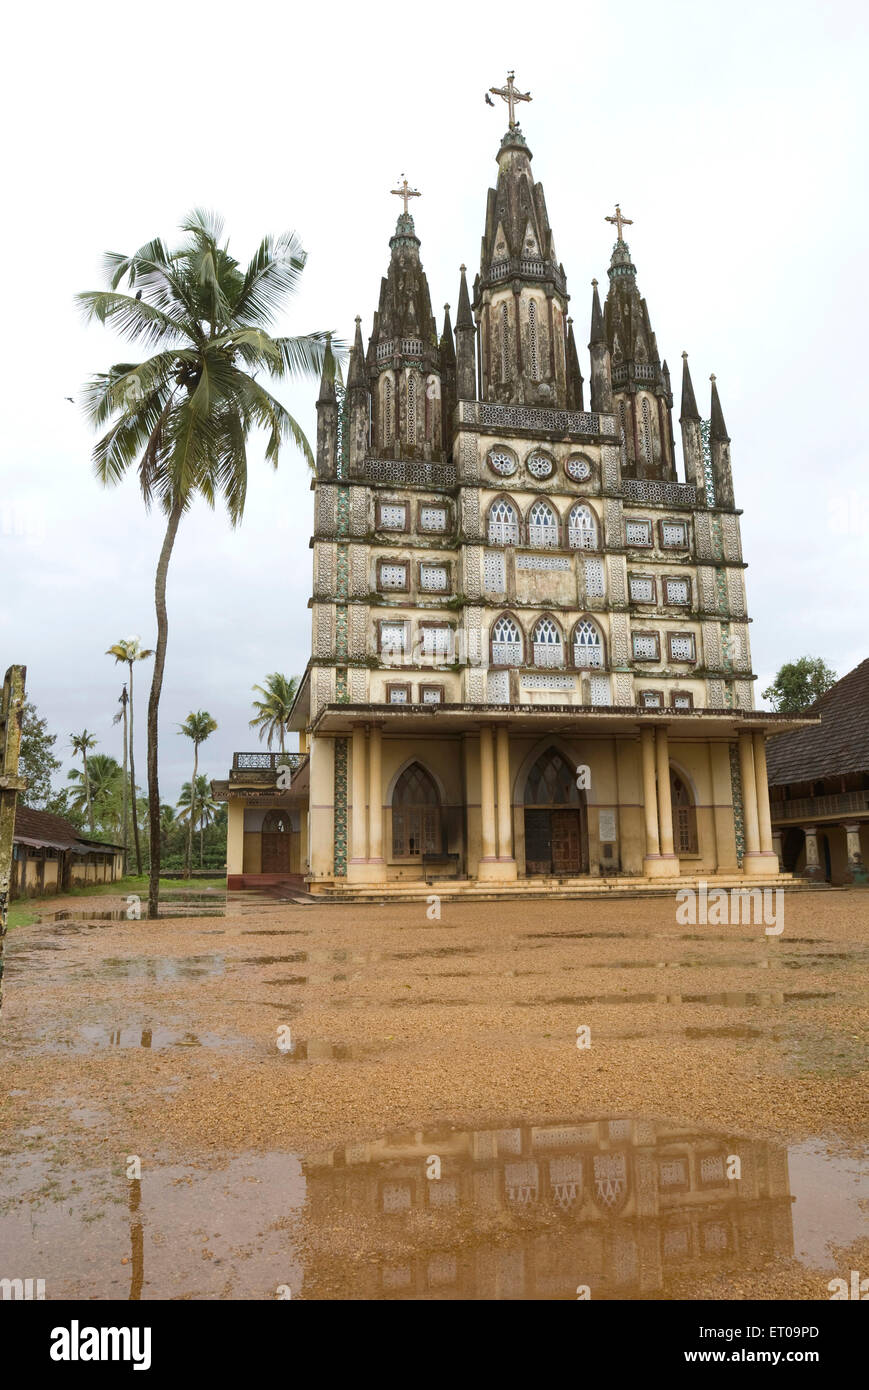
[{"xmin": 217, "ymin": 74, "xmax": 814, "ymax": 898}]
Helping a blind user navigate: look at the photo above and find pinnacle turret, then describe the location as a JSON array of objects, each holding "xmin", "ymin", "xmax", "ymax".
[
  {"xmin": 710, "ymin": 374, "xmax": 730, "ymax": 442},
  {"xmin": 680, "ymin": 351, "xmax": 699, "ymax": 421}
]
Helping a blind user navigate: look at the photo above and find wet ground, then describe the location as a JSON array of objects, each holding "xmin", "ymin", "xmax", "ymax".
[{"xmin": 0, "ymin": 888, "xmax": 866, "ymax": 1300}]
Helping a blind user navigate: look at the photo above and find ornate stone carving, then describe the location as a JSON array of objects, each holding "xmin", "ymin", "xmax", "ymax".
[
  {"xmin": 314, "ymin": 542, "xmax": 336, "ymax": 597},
  {"xmin": 349, "ymin": 667, "xmax": 367, "ymax": 702},
  {"xmin": 465, "ymin": 606, "xmax": 484, "ymax": 667},
  {"xmin": 467, "ymin": 667, "xmax": 486, "ymax": 703},
  {"xmin": 349, "ymin": 545, "xmax": 368, "ymax": 597},
  {"xmin": 465, "ymin": 545, "xmax": 483, "ymax": 599},
  {"xmin": 614, "ymin": 672, "xmax": 633, "ymax": 706},
  {"xmin": 706, "ymin": 678, "xmax": 725, "ymax": 707},
  {"xmin": 604, "ymin": 497, "xmax": 622, "ymax": 548},
  {"xmin": 312, "ymin": 667, "xmax": 334, "ymax": 719},
  {"xmin": 609, "ymin": 612, "xmax": 630, "ymax": 666},
  {"xmin": 348, "ymin": 605, "xmax": 367, "ymax": 658},
  {"xmin": 350, "ymin": 486, "xmax": 367, "ymax": 537},
  {"xmin": 607, "ymin": 555, "xmax": 627, "ymax": 606},
  {"xmin": 702, "ymin": 621, "xmax": 722, "ymax": 670},
  {"xmin": 727, "ymin": 568, "xmax": 746, "ymax": 616},
  {"xmin": 722, "ymin": 514, "xmax": 742, "ymax": 561},
  {"xmin": 315, "ymin": 604, "xmax": 334, "ymax": 658},
  {"xmin": 461, "ymin": 489, "xmax": 482, "ymax": 541},
  {"xmin": 695, "ymin": 513, "xmax": 713, "ymax": 560},
  {"xmin": 601, "ymin": 444, "xmax": 621, "ymax": 492},
  {"xmin": 698, "ymin": 566, "xmax": 716, "ymax": 613},
  {"xmin": 735, "ymin": 681, "xmax": 753, "ymax": 710},
  {"xmin": 316, "ymin": 485, "xmax": 336, "ymax": 536},
  {"xmin": 458, "ymin": 432, "xmax": 479, "ymax": 483}
]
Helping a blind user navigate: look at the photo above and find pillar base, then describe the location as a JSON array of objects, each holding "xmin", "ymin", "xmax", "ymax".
[
  {"xmin": 477, "ymin": 858, "xmax": 517, "ymax": 883},
  {"xmin": 347, "ymin": 859, "xmax": 387, "ymax": 884},
  {"xmin": 742, "ymin": 852, "xmax": 780, "ymax": 877},
  {"xmin": 643, "ymin": 854, "xmax": 679, "ymax": 879}
]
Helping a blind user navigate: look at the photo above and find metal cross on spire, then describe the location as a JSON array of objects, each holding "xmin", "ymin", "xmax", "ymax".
[
  {"xmin": 488, "ymin": 70, "xmax": 532, "ymax": 129},
  {"xmin": 391, "ymin": 176, "xmax": 421, "ymax": 216},
  {"xmin": 605, "ymin": 203, "xmax": 634, "ymax": 241}
]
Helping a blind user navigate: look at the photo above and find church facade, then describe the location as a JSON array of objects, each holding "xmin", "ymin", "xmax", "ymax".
[{"xmin": 218, "ymin": 84, "xmax": 813, "ymax": 897}]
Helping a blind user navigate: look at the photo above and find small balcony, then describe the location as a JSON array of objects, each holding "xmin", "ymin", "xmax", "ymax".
[
  {"xmin": 229, "ymin": 751, "xmax": 306, "ymax": 786},
  {"xmin": 770, "ymin": 790, "xmax": 869, "ymax": 824}
]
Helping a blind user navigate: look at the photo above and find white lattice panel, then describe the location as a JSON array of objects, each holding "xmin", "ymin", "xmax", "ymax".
[
  {"xmin": 349, "ymin": 546, "xmax": 367, "ymax": 597},
  {"xmin": 706, "ymin": 678, "xmax": 725, "ymax": 707},
  {"xmin": 458, "ymin": 433, "xmax": 479, "ymax": 483},
  {"xmin": 349, "ymin": 606, "xmax": 367, "ymax": 658},
  {"xmin": 314, "ymin": 542, "xmax": 336, "ymax": 597},
  {"xmin": 314, "ymin": 605, "xmax": 333, "ymax": 657},
  {"xmin": 610, "ymin": 614, "xmax": 630, "ymax": 666},
  {"xmin": 465, "ymin": 608, "xmax": 484, "ymax": 667},
  {"xmin": 584, "ymin": 557, "xmax": 605, "ymax": 596},
  {"xmin": 316, "ymin": 485, "xmax": 336, "ymax": 534},
  {"xmin": 483, "ymin": 550, "xmax": 506, "ymax": 590},
  {"xmin": 350, "ymin": 488, "xmax": 367, "ymax": 536},
  {"xmin": 735, "ymin": 681, "xmax": 753, "ymax": 710},
  {"xmin": 349, "ymin": 667, "xmax": 367, "ymax": 701},
  {"xmin": 614, "ymin": 672, "xmax": 633, "ymax": 705},
  {"xmin": 420, "ymin": 504, "xmax": 448, "ymax": 531},
  {"xmin": 605, "ymin": 498, "xmax": 622, "ymax": 547},
  {"xmin": 727, "ymin": 569, "xmax": 745, "ymax": 616},
  {"xmin": 461, "ymin": 490, "xmax": 482, "ymax": 540},
  {"xmin": 601, "ymin": 445, "xmax": 620, "ymax": 491},
  {"xmin": 629, "ymin": 575, "xmax": 654, "ymax": 603},
  {"xmin": 379, "ymin": 503, "xmax": 406, "ymax": 529},
  {"xmin": 699, "ymin": 567, "xmax": 717, "ymax": 612},
  {"xmin": 702, "ymin": 622, "xmax": 722, "ymax": 670},
  {"xmin": 487, "ymin": 670, "xmax": 510, "ymax": 703},
  {"xmin": 608, "ymin": 556, "xmax": 627, "ymax": 606},
  {"xmin": 522, "ymin": 674, "xmax": 576, "ymax": 690},
  {"xmin": 467, "ymin": 667, "xmax": 486, "ymax": 703},
  {"xmin": 590, "ymin": 675, "xmax": 611, "ymax": 705},
  {"xmin": 722, "ymin": 515, "xmax": 742, "ymax": 561},
  {"xmin": 380, "ymin": 563, "xmax": 407, "ymax": 588},
  {"xmin": 420, "ymin": 564, "xmax": 448, "ymax": 591},
  {"xmin": 695, "ymin": 514, "xmax": 713, "ymax": 560},
  {"xmin": 516, "ymin": 554, "xmax": 570, "ymax": 571},
  {"xmin": 632, "ymin": 633, "xmax": 658, "ymax": 659}
]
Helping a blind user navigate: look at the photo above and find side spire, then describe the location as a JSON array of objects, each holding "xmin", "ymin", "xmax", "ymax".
[
  {"xmin": 678, "ymin": 352, "xmax": 704, "ymax": 495},
  {"xmin": 680, "ymin": 350, "xmax": 699, "ymax": 420},
  {"xmin": 455, "ymin": 265, "xmax": 477, "ymax": 402},
  {"xmin": 317, "ymin": 333, "xmax": 336, "ymax": 404},
  {"xmin": 710, "ymin": 373, "xmax": 730, "ymax": 441},
  {"xmin": 588, "ymin": 280, "xmax": 612, "ymax": 414},
  {"xmin": 709, "ymin": 374, "xmax": 735, "ymax": 508},
  {"xmin": 315, "ymin": 333, "xmax": 338, "ymax": 479},
  {"xmin": 566, "ymin": 318, "xmax": 584, "ymax": 411}
]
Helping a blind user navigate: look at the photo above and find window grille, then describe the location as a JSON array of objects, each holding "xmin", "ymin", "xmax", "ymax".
[
  {"xmin": 380, "ymin": 623, "xmax": 408, "ymax": 658},
  {"xmin": 488, "ymin": 670, "xmax": 510, "ymax": 704},
  {"xmin": 527, "ymin": 500, "xmax": 558, "ymax": 547},
  {"xmin": 590, "ymin": 675, "xmax": 610, "ymax": 706},
  {"xmin": 662, "ymin": 521, "xmax": 687, "ymax": 547},
  {"xmin": 422, "ymin": 687, "xmax": 442, "ymax": 704},
  {"xmin": 488, "ymin": 499, "xmax": 519, "ymax": 545},
  {"xmin": 584, "ymin": 557, "xmax": 605, "ymax": 597},
  {"xmin": 665, "ymin": 578, "xmax": 690, "ymax": 605},
  {"xmin": 533, "ymin": 618, "xmax": 563, "ymax": 667},
  {"xmin": 672, "ymin": 693, "xmax": 692, "ymax": 709},
  {"xmin": 380, "ymin": 564, "xmax": 407, "ymax": 589},
  {"xmin": 421, "ymin": 627, "xmax": 452, "ymax": 659},
  {"xmin": 629, "ymin": 575, "xmax": 654, "ymax": 602},
  {"xmin": 420, "ymin": 505, "xmax": 447, "ymax": 531},
  {"xmin": 641, "ymin": 690, "xmax": 663, "ymax": 708},
  {"xmin": 669, "ymin": 634, "xmax": 695, "ymax": 661},
  {"xmin": 568, "ymin": 503, "xmax": 597, "ymax": 550},
  {"xmin": 625, "ymin": 519, "xmax": 652, "ymax": 546},
  {"xmin": 380, "ymin": 504, "xmax": 406, "ymax": 529},
  {"xmin": 573, "ymin": 618, "xmax": 603, "ymax": 668},
  {"xmin": 491, "ymin": 615, "xmax": 522, "ymax": 666},
  {"xmin": 388, "ymin": 687, "xmax": 408, "ymax": 704},
  {"xmin": 527, "ymin": 452, "xmax": 553, "ymax": 479},
  {"xmin": 420, "ymin": 564, "xmax": 448, "ymax": 592},
  {"xmin": 633, "ymin": 634, "xmax": 659, "ymax": 659},
  {"xmin": 488, "ymin": 449, "xmax": 516, "ymax": 476},
  {"xmin": 483, "ymin": 551, "xmax": 506, "ymax": 591},
  {"xmin": 565, "ymin": 456, "xmax": 591, "ymax": 481}
]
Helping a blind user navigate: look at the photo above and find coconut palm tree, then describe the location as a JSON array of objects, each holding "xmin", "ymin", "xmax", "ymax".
[
  {"xmin": 106, "ymin": 637, "xmax": 154, "ymax": 874},
  {"xmin": 177, "ymin": 774, "xmax": 219, "ymax": 867},
  {"xmin": 178, "ymin": 711, "xmax": 217, "ymax": 877},
  {"xmin": 78, "ymin": 210, "xmax": 334, "ymax": 917},
  {"xmin": 249, "ymin": 673, "xmax": 299, "ymax": 754},
  {"xmin": 67, "ymin": 753, "xmax": 124, "ymax": 834},
  {"xmin": 69, "ymin": 730, "xmax": 98, "ymax": 833}
]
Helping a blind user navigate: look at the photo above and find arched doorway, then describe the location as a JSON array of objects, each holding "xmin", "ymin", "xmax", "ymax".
[
  {"xmin": 523, "ymin": 747, "xmax": 587, "ymax": 876},
  {"xmin": 261, "ymin": 809, "xmax": 291, "ymax": 873},
  {"xmin": 670, "ymin": 770, "xmax": 698, "ymax": 854},
  {"xmin": 392, "ymin": 762, "xmax": 441, "ymax": 859}
]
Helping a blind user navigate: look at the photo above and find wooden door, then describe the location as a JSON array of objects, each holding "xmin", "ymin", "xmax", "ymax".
[
  {"xmin": 261, "ymin": 810, "xmax": 291, "ymax": 873},
  {"xmin": 551, "ymin": 809, "xmax": 583, "ymax": 875},
  {"xmin": 524, "ymin": 810, "xmax": 552, "ymax": 875}
]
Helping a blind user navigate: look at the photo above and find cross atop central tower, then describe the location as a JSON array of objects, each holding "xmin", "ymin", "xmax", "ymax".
[
  {"xmin": 489, "ymin": 70, "xmax": 531, "ymax": 129},
  {"xmin": 605, "ymin": 203, "xmax": 633, "ymax": 242},
  {"xmin": 391, "ymin": 176, "xmax": 421, "ymax": 216}
]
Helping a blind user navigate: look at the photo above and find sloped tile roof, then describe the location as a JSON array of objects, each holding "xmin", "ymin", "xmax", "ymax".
[
  {"xmin": 13, "ymin": 805, "xmax": 123, "ymax": 852},
  {"xmin": 765, "ymin": 658, "xmax": 869, "ymax": 785}
]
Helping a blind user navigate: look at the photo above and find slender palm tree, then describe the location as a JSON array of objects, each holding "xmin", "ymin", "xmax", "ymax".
[
  {"xmin": 106, "ymin": 637, "xmax": 154, "ymax": 874},
  {"xmin": 177, "ymin": 774, "xmax": 218, "ymax": 867},
  {"xmin": 178, "ymin": 711, "xmax": 217, "ymax": 877},
  {"xmin": 111, "ymin": 684, "xmax": 130, "ymax": 867},
  {"xmin": 69, "ymin": 730, "xmax": 98, "ymax": 833},
  {"xmin": 249, "ymin": 673, "xmax": 299, "ymax": 754},
  {"xmin": 78, "ymin": 210, "xmax": 334, "ymax": 918},
  {"xmin": 67, "ymin": 754, "xmax": 124, "ymax": 834}
]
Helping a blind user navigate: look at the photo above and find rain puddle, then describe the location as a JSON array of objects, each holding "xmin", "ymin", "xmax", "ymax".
[
  {"xmin": 2, "ymin": 1113, "xmax": 863, "ymax": 1299},
  {"xmin": 51, "ymin": 1026, "xmax": 244, "ymax": 1052},
  {"xmin": 239, "ymin": 954, "xmax": 308, "ymax": 966},
  {"xmin": 84, "ymin": 955, "xmax": 225, "ymax": 981},
  {"xmin": 520, "ymin": 991, "xmax": 837, "ymax": 1007}
]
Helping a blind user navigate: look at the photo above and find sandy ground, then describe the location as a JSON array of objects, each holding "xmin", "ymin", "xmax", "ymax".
[{"xmin": 1, "ymin": 886, "xmax": 866, "ymax": 1300}]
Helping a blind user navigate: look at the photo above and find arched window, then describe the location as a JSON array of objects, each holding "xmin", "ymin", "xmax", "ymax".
[
  {"xmin": 527, "ymin": 499, "xmax": 559, "ymax": 548},
  {"xmin": 383, "ymin": 376, "xmax": 393, "ymax": 446},
  {"xmin": 407, "ymin": 372, "xmax": 417, "ymax": 445},
  {"xmin": 641, "ymin": 397, "xmax": 653, "ymax": 465},
  {"xmin": 524, "ymin": 748, "xmax": 581, "ymax": 805},
  {"xmin": 491, "ymin": 614, "xmax": 523, "ymax": 666},
  {"xmin": 500, "ymin": 302, "xmax": 510, "ymax": 382},
  {"xmin": 528, "ymin": 298, "xmax": 540, "ymax": 379},
  {"xmin": 488, "ymin": 498, "xmax": 519, "ymax": 546},
  {"xmin": 671, "ymin": 770, "xmax": 698, "ymax": 854},
  {"xmin": 532, "ymin": 617, "xmax": 564, "ymax": 668},
  {"xmin": 573, "ymin": 618, "xmax": 604, "ymax": 669},
  {"xmin": 568, "ymin": 503, "xmax": 597, "ymax": 550},
  {"xmin": 392, "ymin": 763, "xmax": 441, "ymax": 859}
]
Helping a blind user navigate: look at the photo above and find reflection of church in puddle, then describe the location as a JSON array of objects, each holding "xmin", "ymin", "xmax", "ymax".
[{"xmin": 302, "ymin": 1116, "xmax": 793, "ymax": 1298}]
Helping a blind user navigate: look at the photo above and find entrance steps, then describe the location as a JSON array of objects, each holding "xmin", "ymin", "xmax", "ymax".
[{"xmin": 306, "ymin": 872, "xmax": 826, "ymax": 905}]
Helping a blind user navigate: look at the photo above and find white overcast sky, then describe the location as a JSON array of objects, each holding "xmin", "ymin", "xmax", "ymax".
[{"xmin": 1, "ymin": 0, "xmax": 867, "ymax": 803}]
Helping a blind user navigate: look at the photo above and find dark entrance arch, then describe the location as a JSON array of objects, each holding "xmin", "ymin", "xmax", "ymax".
[
  {"xmin": 392, "ymin": 763, "xmax": 441, "ymax": 859},
  {"xmin": 523, "ymin": 747, "xmax": 588, "ymax": 876},
  {"xmin": 261, "ymin": 809, "xmax": 291, "ymax": 873}
]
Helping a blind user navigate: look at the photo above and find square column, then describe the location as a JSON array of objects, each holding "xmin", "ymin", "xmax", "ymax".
[
  {"xmin": 842, "ymin": 822, "xmax": 866, "ymax": 884},
  {"xmin": 802, "ymin": 825, "xmax": 823, "ymax": 880},
  {"xmin": 741, "ymin": 731, "xmax": 778, "ymax": 875},
  {"xmin": 655, "ymin": 725, "xmax": 679, "ymax": 874},
  {"xmin": 226, "ymin": 798, "xmax": 245, "ymax": 888},
  {"xmin": 495, "ymin": 724, "xmax": 517, "ymax": 879},
  {"xmin": 478, "ymin": 725, "xmax": 508, "ymax": 882},
  {"xmin": 640, "ymin": 727, "xmax": 667, "ymax": 878},
  {"xmin": 348, "ymin": 723, "xmax": 381, "ymax": 883},
  {"xmin": 366, "ymin": 723, "xmax": 386, "ymax": 880}
]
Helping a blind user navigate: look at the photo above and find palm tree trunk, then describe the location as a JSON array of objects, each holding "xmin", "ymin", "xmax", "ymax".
[
  {"xmin": 147, "ymin": 499, "xmax": 183, "ymax": 920},
  {"xmin": 83, "ymin": 750, "xmax": 95, "ymax": 834},
  {"xmin": 185, "ymin": 745, "xmax": 198, "ymax": 879},
  {"xmin": 199, "ymin": 814, "xmax": 204, "ymax": 869},
  {"xmin": 121, "ymin": 698, "xmax": 129, "ymax": 874},
  {"xmin": 129, "ymin": 661, "xmax": 143, "ymax": 875}
]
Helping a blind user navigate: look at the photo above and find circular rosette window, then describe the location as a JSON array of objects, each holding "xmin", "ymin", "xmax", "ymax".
[
  {"xmin": 526, "ymin": 452, "xmax": 555, "ymax": 480},
  {"xmin": 565, "ymin": 455, "xmax": 593, "ymax": 482},
  {"xmin": 487, "ymin": 448, "xmax": 517, "ymax": 478}
]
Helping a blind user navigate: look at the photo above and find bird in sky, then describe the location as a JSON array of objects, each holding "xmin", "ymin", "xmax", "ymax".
[{"xmin": 484, "ymin": 92, "xmax": 494, "ymax": 106}]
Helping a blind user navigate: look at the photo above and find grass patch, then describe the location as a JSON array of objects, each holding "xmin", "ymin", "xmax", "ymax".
[{"xmin": 5, "ymin": 874, "xmax": 226, "ymax": 931}]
